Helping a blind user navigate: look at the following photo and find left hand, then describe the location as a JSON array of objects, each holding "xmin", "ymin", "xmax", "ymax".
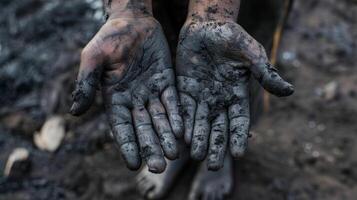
[{"xmin": 176, "ymin": 18, "xmax": 294, "ymax": 170}]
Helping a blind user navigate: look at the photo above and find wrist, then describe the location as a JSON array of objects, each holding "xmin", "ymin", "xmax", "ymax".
[
  {"xmin": 103, "ymin": 0, "xmax": 153, "ymax": 19},
  {"xmin": 187, "ymin": 0, "xmax": 240, "ymax": 21}
]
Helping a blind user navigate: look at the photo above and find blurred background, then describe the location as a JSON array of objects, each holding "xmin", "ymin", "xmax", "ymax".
[{"xmin": 0, "ymin": 0, "xmax": 356, "ymax": 199}]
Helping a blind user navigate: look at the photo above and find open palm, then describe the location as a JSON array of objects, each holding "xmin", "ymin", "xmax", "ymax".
[
  {"xmin": 71, "ymin": 17, "xmax": 183, "ymax": 173},
  {"xmin": 176, "ymin": 19, "xmax": 294, "ymax": 170}
]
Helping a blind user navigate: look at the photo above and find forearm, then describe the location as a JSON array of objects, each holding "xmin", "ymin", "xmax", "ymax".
[
  {"xmin": 187, "ymin": 0, "xmax": 240, "ymax": 21},
  {"xmin": 103, "ymin": 0, "xmax": 153, "ymax": 18}
]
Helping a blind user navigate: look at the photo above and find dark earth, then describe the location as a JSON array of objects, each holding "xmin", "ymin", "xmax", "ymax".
[{"xmin": 0, "ymin": 0, "xmax": 357, "ymax": 199}]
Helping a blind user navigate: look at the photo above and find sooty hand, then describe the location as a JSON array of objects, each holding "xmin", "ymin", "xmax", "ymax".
[
  {"xmin": 71, "ymin": 17, "xmax": 183, "ymax": 173},
  {"xmin": 176, "ymin": 19, "xmax": 294, "ymax": 170}
]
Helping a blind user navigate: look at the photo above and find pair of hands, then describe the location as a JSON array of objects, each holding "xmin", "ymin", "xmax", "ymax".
[{"xmin": 70, "ymin": 14, "xmax": 293, "ymax": 173}]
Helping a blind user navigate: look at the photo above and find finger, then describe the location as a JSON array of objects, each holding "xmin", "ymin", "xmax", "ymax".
[
  {"xmin": 132, "ymin": 105, "xmax": 166, "ymax": 173},
  {"xmin": 191, "ymin": 102, "xmax": 210, "ymax": 161},
  {"xmin": 180, "ymin": 93, "xmax": 197, "ymax": 145},
  {"xmin": 106, "ymin": 104, "xmax": 141, "ymax": 170},
  {"xmin": 161, "ymin": 86, "xmax": 184, "ymax": 138},
  {"xmin": 229, "ymin": 96, "xmax": 250, "ymax": 158},
  {"xmin": 148, "ymin": 98, "xmax": 179, "ymax": 160},
  {"xmin": 70, "ymin": 47, "xmax": 103, "ymax": 116},
  {"xmin": 226, "ymin": 24, "xmax": 294, "ymax": 97},
  {"xmin": 251, "ymin": 62, "xmax": 294, "ymax": 97},
  {"xmin": 207, "ymin": 111, "xmax": 228, "ymax": 171}
]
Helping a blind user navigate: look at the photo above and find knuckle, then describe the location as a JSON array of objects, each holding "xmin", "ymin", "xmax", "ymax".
[{"xmin": 152, "ymin": 112, "xmax": 166, "ymax": 120}]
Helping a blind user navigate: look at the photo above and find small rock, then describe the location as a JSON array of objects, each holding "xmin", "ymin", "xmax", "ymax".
[
  {"xmin": 282, "ymin": 51, "xmax": 296, "ymax": 61},
  {"xmin": 321, "ymin": 81, "xmax": 339, "ymax": 101},
  {"xmin": 4, "ymin": 148, "xmax": 30, "ymax": 177},
  {"xmin": 34, "ymin": 116, "xmax": 65, "ymax": 152}
]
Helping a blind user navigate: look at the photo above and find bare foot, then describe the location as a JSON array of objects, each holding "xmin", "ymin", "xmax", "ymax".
[
  {"xmin": 136, "ymin": 141, "xmax": 189, "ymax": 199},
  {"xmin": 188, "ymin": 155, "xmax": 233, "ymax": 200}
]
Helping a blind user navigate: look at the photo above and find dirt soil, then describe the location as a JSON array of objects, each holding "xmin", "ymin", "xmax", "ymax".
[{"xmin": 0, "ymin": 0, "xmax": 357, "ymax": 200}]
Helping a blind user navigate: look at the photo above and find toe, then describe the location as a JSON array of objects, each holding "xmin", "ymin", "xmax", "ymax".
[
  {"xmin": 137, "ymin": 178, "xmax": 154, "ymax": 197},
  {"xmin": 147, "ymin": 188, "xmax": 165, "ymax": 200},
  {"xmin": 143, "ymin": 183, "xmax": 155, "ymax": 197},
  {"xmin": 138, "ymin": 178, "xmax": 148, "ymax": 189},
  {"xmin": 215, "ymin": 192, "xmax": 223, "ymax": 200},
  {"xmin": 202, "ymin": 191, "xmax": 214, "ymax": 200},
  {"xmin": 188, "ymin": 189, "xmax": 199, "ymax": 200},
  {"xmin": 147, "ymin": 190, "xmax": 157, "ymax": 200}
]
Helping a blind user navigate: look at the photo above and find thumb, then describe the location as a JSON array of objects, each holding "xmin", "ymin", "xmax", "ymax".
[
  {"xmin": 251, "ymin": 62, "xmax": 294, "ymax": 97},
  {"xmin": 226, "ymin": 25, "xmax": 294, "ymax": 97},
  {"xmin": 70, "ymin": 47, "xmax": 103, "ymax": 116}
]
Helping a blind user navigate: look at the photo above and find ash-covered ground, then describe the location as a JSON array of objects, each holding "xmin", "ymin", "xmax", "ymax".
[{"xmin": 0, "ymin": 0, "xmax": 357, "ymax": 199}]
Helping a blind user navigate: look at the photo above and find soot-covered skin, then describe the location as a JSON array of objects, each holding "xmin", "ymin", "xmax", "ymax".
[
  {"xmin": 177, "ymin": 9, "xmax": 294, "ymax": 170},
  {"xmin": 70, "ymin": 1, "xmax": 183, "ymax": 173}
]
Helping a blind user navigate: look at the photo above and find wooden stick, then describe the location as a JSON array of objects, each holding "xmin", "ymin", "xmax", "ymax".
[{"xmin": 264, "ymin": 0, "xmax": 293, "ymax": 112}]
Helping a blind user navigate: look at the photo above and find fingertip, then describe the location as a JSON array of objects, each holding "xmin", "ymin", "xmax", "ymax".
[
  {"xmin": 126, "ymin": 160, "xmax": 142, "ymax": 171},
  {"xmin": 230, "ymin": 132, "xmax": 248, "ymax": 159},
  {"xmin": 190, "ymin": 149, "xmax": 206, "ymax": 161},
  {"xmin": 230, "ymin": 147, "xmax": 246, "ymax": 159},
  {"xmin": 261, "ymin": 73, "xmax": 294, "ymax": 96},
  {"xmin": 271, "ymin": 82, "xmax": 294, "ymax": 97},
  {"xmin": 70, "ymin": 82, "xmax": 97, "ymax": 116},
  {"xmin": 147, "ymin": 157, "xmax": 167, "ymax": 174},
  {"xmin": 120, "ymin": 143, "xmax": 142, "ymax": 170},
  {"xmin": 166, "ymin": 153, "xmax": 179, "ymax": 161},
  {"xmin": 164, "ymin": 145, "xmax": 179, "ymax": 160},
  {"xmin": 282, "ymin": 83, "xmax": 295, "ymax": 96}
]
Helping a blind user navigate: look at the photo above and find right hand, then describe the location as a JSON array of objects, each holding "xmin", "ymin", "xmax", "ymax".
[{"xmin": 70, "ymin": 16, "xmax": 183, "ymax": 173}]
